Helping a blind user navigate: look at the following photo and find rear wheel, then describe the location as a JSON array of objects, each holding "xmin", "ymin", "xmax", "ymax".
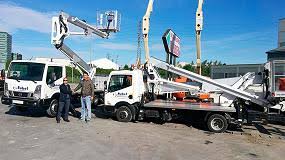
[
  {"xmin": 116, "ymin": 105, "xmax": 133, "ymax": 122},
  {"xmin": 47, "ymin": 99, "xmax": 58, "ymax": 117},
  {"xmin": 207, "ymin": 114, "xmax": 228, "ymax": 133}
]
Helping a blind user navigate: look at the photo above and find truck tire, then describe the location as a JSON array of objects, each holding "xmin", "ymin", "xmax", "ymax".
[
  {"xmin": 116, "ymin": 105, "xmax": 133, "ymax": 122},
  {"xmin": 207, "ymin": 114, "xmax": 228, "ymax": 133},
  {"xmin": 47, "ymin": 99, "xmax": 58, "ymax": 117}
]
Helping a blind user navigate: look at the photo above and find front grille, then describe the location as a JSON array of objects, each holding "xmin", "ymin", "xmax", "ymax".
[{"xmin": 13, "ymin": 91, "xmax": 29, "ymax": 97}]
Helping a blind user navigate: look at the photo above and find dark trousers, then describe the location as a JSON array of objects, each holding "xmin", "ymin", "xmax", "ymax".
[{"xmin": 57, "ymin": 99, "xmax": 70, "ymax": 120}]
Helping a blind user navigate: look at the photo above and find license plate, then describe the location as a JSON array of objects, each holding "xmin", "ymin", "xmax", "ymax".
[{"xmin": 13, "ymin": 100, "xmax": 24, "ymax": 104}]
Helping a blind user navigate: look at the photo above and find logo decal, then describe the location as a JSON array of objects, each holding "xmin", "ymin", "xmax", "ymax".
[{"xmin": 13, "ymin": 86, "xmax": 28, "ymax": 91}]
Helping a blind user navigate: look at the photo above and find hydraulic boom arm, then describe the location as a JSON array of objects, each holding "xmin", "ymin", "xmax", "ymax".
[
  {"xmin": 142, "ymin": 0, "xmax": 154, "ymax": 64},
  {"xmin": 195, "ymin": 0, "xmax": 204, "ymax": 75},
  {"xmin": 51, "ymin": 11, "xmax": 118, "ymax": 79}
]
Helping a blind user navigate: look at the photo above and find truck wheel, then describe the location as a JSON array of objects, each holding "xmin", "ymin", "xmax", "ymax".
[
  {"xmin": 207, "ymin": 114, "xmax": 228, "ymax": 133},
  {"xmin": 116, "ymin": 105, "xmax": 133, "ymax": 122},
  {"xmin": 47, "ymin": 99, "xmax": 58, "ymax": 117}
]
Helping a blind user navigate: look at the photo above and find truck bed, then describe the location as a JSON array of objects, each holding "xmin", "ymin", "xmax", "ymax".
[{"xmin": 144, "ymin": 100, "xmax": 236, "ymax": 112}]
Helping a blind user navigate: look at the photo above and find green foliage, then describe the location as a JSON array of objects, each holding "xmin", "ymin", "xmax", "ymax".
[
  {"xmin": 123, "ymin": 64, "xmax": 129, "ymax": 70},
  {"xmin": 183, "ymin": 64, "xmax": 195, "ymax": 72},
  {"xmin": 96, "ymin": 68, "xmax": 114, "ymax": 75},
  {"xmin": 179, "ymin": 60, "xmax": 223, "ymax": 77},
  {"xmin": 5, "ymin": 60, "xmax": 12, "ymax": 70},
  {"xmin": 158, "ymin": 69, "xmax": 168, "ymax": 79},
  {"xmin": 65, "ymin": 66, "xmax": 81, "ymax": 83},
  {"xmin": 66, "ymin": 66, "xmax": 114, "ymax": 82}
]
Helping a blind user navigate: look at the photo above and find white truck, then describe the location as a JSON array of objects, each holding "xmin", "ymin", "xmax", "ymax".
[
  {"xmin": 1, "ymin": 11, "xmax": 120, "ymax": 117},
  {"xmin": 97, "ymin": 0, "xmax": 285, "ymax": 133},
  {"xmin": 2, "ymin": 59, "xmax": 81, "ymax": 115}
]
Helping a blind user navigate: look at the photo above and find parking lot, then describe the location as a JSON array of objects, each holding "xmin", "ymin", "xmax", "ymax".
[{"xmin": 0, "ymin": 103, "xmax": 285, "ymax": 160}]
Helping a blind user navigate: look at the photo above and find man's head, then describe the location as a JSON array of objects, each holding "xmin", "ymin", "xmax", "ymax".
[
  {"xmin": 83, "ymin": 72, "xmax": 89, "ymax": 80},
  {"xmin": 63, "ymin": 77, "xmax": 68, "ymax": 84}
]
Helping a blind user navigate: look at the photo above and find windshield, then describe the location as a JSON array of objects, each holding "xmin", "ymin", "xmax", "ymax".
[
  {"xmin": 108, "ymin": 75, "xmax": 132, "ymax": 92},
  {"xmin": 7, "ymin": 62, "xmax": 45, "ymax": 81}
]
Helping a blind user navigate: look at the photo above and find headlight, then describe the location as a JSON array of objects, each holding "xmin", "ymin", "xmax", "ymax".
[
  {"xmin": 34, "ymin": 85, "xmax": 42, "ymax": 99},
  {"xmin": 4, "ymin": 82, "xmax": 9, "ymax": 96}
]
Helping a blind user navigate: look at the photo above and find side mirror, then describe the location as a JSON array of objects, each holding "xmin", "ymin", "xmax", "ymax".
[
  {"xmin": 104, "ymin": 81, "xmax": 107, "ymax": 90},
  {"xmin": 1, "ymin": 69, "xmax": 5, "ymax": 78}
]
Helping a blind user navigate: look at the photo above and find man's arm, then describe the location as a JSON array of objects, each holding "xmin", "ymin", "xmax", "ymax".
[{"xmin": 91, "ymin": 80, "xmax": 95, "ymax": 98}]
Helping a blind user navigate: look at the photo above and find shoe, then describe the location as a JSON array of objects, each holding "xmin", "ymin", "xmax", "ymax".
[
  {"xmin": 63, "ymin": 119, "xmax": 70, "ymax": 122},
  {"xmin": 56, "ymin": 120, "xmax": 60, "ymax": 123}
]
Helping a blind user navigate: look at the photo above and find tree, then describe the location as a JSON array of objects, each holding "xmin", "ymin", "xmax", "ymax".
[
  {"xmin": 96, "ymin": 68, "xmax": 114, "ymax": 75},
  {"xmin": 123, "ymin": 64, "xmax": 129, "ymax": 70},
  {"xmin": 183, "ymin": 64, "xmax": 195, "ymax": 72},
  {"xmin": 178, "ymin": 59, "xmax": 224, "ymax": 77},
  {"xmin": 5, "ymin": 60, "xmax": 12, "ymax": 70},
  {"xmin": 65, "ymin": 66, "xmax": 81, "ymax": 83}
]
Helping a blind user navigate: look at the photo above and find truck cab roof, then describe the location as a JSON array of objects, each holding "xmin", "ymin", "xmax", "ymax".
[{"xmin": 11, "ymin": 59, "xmax": 70, "ymax": 66}]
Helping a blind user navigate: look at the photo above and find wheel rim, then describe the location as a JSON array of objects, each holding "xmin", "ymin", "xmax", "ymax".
[
  {"xmin": 51, "ymin": 102, "xmax": 58, "ymax": 115},
  {"xmin": 211, "ymin": 118, "xmax": 224, "ymax": 131},
  {"xmin": 119, "ymin": 111, "xmax": 128, "ymax": 120}
]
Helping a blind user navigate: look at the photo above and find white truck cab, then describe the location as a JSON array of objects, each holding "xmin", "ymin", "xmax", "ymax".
[
  {"xmin": 2, "ymin": 59, "xmax": 67, "ymax": 115},
  {"xmin": 102, "ymin": 70, "xmax": 146, "ymax": 122},
  {"xmin": 105, "ymin": 70, "xmax": 145, "ymax": 106}
]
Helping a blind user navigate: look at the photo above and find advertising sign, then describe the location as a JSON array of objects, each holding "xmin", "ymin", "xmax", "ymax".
[{"xmin": 162, "ymin": 29, "xmax": 181, "ymax": 57}]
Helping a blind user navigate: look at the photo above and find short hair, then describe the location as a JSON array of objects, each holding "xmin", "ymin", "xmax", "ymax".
[{"xmin": 83, "ymin": 72, "xmax": 89, "ymax": 76}]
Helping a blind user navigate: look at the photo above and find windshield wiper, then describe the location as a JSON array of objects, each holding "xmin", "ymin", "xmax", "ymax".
[
  {"xmin": 31, "ymin": 80, "xmax": 37, "ymax": 84},
  {"xmin": 15, "ymin": 77, "xmax": 20, "ymax": 82}
]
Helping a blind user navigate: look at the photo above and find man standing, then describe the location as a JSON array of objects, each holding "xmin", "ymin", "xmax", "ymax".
[
  {"xmin": 57, "ymin": 77, "xmax": 72, "ymax": 123},
  {"xmin": 74, "ymin": 72, "xmax": 94, "ymax": 122}
]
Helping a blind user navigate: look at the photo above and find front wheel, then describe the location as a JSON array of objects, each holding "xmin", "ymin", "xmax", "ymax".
[
  {"xmin": 116, "ymin": 105, "xmax": 133, "ymax": 122},
  {"xmin": 46, "ymin": 99, "xmax": 58, "ymax": 117},
  {"xmin": 207, "ymin": 114, "xmax": 228, "ymax": 133}
]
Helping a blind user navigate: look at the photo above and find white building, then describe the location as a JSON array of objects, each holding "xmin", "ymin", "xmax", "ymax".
[
  {"xmin": 89, "ymin": 58, "xmax": 119, "ymax": 70},
  {"xmin": 177, "ymin": 61, "xmax": 189, "ymax": 68}
]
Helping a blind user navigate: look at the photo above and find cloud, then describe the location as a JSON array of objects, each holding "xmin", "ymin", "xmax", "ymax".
[
  {"xmin": 0, "ymin": 2, "xmax": 55, "ymax": 33},
  {"xmin": 12, "ymin": 45, "xmax": 63, "ymax": 59},
  {"xmin": 97, "ymin": 42, "xmax": 136, "ymax": 51},
  {"xmin": 150, "ymin": 43, "xmax": 164, "ymax": 51},
  {"xmin": 203, "ymin": 31, "xmax": 271, "ymax": 47}
]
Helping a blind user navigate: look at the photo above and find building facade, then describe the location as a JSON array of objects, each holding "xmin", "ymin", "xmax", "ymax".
[
  {"xmin": 0, "ymin": 32, "xmax": 12, "ymax": 69},
  {"xmin": 211, "ymin": 64, "xmax": 264, "ymax": 79}
]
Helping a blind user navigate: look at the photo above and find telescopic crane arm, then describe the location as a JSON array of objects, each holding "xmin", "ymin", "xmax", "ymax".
[
  {"xmin": 142, "ymin": 0, "xmax": 154, "ymax": 64},
  {"xmin": 51, "ymin": 11, "xmax": 117, "ymax": 79},
  {"xmin": 195, "ymin": 0, "xmax": 204, "ymax": 75}
]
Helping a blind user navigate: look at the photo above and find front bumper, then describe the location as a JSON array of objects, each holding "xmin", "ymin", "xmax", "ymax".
[{"xmin": 1, "ymin": 95, "xmax": 41, "ymax": 107}]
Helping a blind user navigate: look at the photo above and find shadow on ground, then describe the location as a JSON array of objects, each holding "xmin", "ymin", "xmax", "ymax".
[
  {"xmin": 243, "ymin": 122, "xmax": 285, "ymax": 138},
  {"xmin": 5, "ymin": 105, "xmax": 47, "ymax": 117}
]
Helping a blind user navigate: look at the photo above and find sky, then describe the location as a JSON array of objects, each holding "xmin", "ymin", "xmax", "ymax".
[{"xmin": 0, "ymin": 0, "xmax": 285, "ymax": 66}]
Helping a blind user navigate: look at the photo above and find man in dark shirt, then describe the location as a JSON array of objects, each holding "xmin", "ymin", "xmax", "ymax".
[
  {"xmin": 57, "ymin": 77, "xmax": 72, "ymax": 123},
  {"xmin": 74, "ymin": 72, "xmax": 94, "ymax": 122}
]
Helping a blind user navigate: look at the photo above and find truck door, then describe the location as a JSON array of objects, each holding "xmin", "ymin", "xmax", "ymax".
[
  {"xmin": 45, "ymin": 66, "xmax": 63, "ymax": 97},
  {"xmin": 105, "ymin": 75, "xmax": 133, "ymax": 106}
]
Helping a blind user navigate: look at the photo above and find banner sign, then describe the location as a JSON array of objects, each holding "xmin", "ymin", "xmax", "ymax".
[{"xmin": 162, "ymin": 29, "xmax": 181, "ymax": 57}]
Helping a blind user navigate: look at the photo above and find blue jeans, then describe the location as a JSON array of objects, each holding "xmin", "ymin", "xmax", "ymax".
[{"xmin": 81, "ymin": 96, "xmax": 92, "ymax": 121}]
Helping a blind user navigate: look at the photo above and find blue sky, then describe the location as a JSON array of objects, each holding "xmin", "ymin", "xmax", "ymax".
[{"xmin": 0, "ymin": 0, "xmax": 284, "ymax": 66}]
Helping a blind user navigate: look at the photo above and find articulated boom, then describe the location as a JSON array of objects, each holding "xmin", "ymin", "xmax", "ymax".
[{"xmin": 51, "ymin": 11, "xmax": 120, "ymax": 79}]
